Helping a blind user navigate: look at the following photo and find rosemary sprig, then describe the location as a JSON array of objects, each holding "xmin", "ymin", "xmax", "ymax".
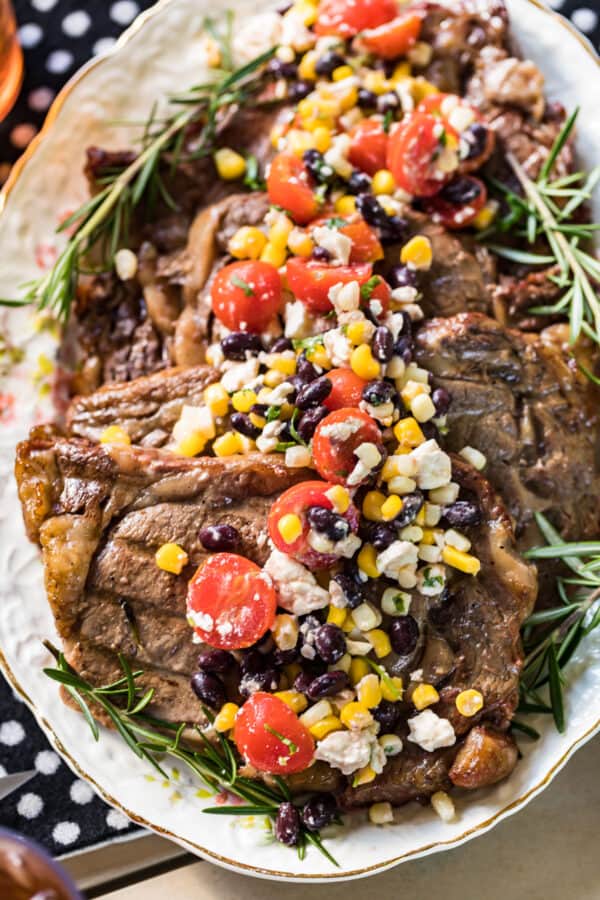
[
  {"xmin": 1, "ymin": 39, "xmax": 276, "ymax": 323},
  {"xmin": 518, "ymin": 513, "xmax": 600, "ymax": 733},
  {"xmin": 42, "ymin": 643, "xmax": 339, "ymax": 866}
]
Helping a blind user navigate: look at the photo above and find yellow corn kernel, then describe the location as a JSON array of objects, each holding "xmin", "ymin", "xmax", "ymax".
[
  {"xmin": 326, "ymin": 484, "xmax": 350, "ymax": 514},
  {"xmin": 100, "ymin": 425, "xmax": 130, "ymax": 446},
  {"xmin": 204, "ymin": 383, "xmax": 230, "ymax": 418},
  {"xmin": 335, "ymin": 194, "xmax": 357, "ymax": 215},
  {"xmin": 415, "ymin": 506, "xmax": 426, "ymax": 527},
  {"xmin": 231, "ymin": 389, "xmax": 257, "ymax": 413},
  {"xmin": 442, "ymin": 545, "xmax": 481, "ymax": 575},
  {"xmin": 306, "ymin": 346, "xmax": 332, "ymax": 369},
  {"xmin": 372, "ymin": 169, "xmax": 396, "ymax": 195},
  {"xmin": 366, "ymin": 629, "xmax": 392, "ymax": 659},
  {"xmin": 342, "ymin": 610, "xmax": 356, "ymax": 633},
  {"xmin": 260, "ymin": 241, "xmax": 287, "ymax": 268},
  {"xmin": 268, "ymin": 215, "xmax": 294, "ymax": 248},
  {"xmin": 270, "ymin": 122, "xmax": 286, "ymax": 149},
  {"xmin": 411, "ymin": 76, "xmax": 439, "ymax": 103},
  {"xmin": 400, "ymin": 235, "xmax": 433, "ymax": 271},
  {"xmin": 353, "ymin": 765, "xmax": 377, "ymax": 787},
  {"xmin": 249, "ymin": 411, "xmax": 266, "ymax": 429},
  {"xmin": 275, "ymin": 690, "xmax": 308, "ymax": 714},
  {"xmin": 350, "ymin": 657, "xmax": 370, "ymax": 685},
  {"xmin": 309, "ymin": 715, "xmax": 342, "ymax": 739},
  {"xmin": 456, "ymin": 688, "xmax": 484, "ymax": 718},
  {"xmin": 270, "ymin": 354, "xmax": 297, "ymax": 375},
  {"xmin": 380, "ymin": 495, "xmax": 403, "ymax": 521},
  {"xmin": 473, "ymin": 202, "xmax": 498, "ymax": 231},
  {"xmin": 380, "ymin": 675, "xmax": 403, "ymax": 702},
  {"xmin": 155, "ymin": 542, "xmax": 188, "ymax": 575},
  {"xmin": 237, "ymin": 435, "xmax": 255, "ymax": 455},
  {"xmin": 346, "ymin": 320, "xmax": 368, "ymax": 345},
  {"xmin": 327, "ymin": 605, "xmax": 347, "ymax": 627},
  {"xmin": 393, "ymin": 416, "xmax": 425, "ymax": 448},
  {"xmin": 351, "ymin": 343, "xmax": 380, "ymax": 381},
  {"xmin": 338, "ymin": 85, "xmax": 358, "ymax": 111},
  {"xmin": 293, "ymin": 1, "xmax": 317, "ymax": 26},
  {"xmin": 286, "ymin": 128, "xmax": 316, "ymax": 157},
  {"xmin": 362, "ymin": 491, "xmax": 386, "ymax": 522},
  {"xmin": 312, "ymin": 126, "xmax": 332, "ymax": 154},
  {"xmin": 213, "ymin": 431, "xmax": 241, "ymax": 457},
  {"xmin": 420, "ymin": 528, "xmax": 436, "ymax": 545},
  {"xmin": 214, "ymin": 147, "xmax": 246, "ymax": 181},
  {"xmin": 356, "ymin": 674, "xmax": 382, "ymax": 709},
  {"xmin": 298, "ymin": 50, "xmax": 317, "ymax": 81},
  {"xmin": 228, "ymin": 226, "xmax": 267, "ymax": 260},
  {"xmin": 358, "ymin": 544, "xmax": 380, "ymax": 579},
  {"xmin": 264, "ymin": 369, "xmax": 286, "ymax": 388},
  {"xmin": 277, "ymin": 513, "xmax": 303, "ymax": 544},
  {"xmin": 332, "ymin": 64, "xmax": 354, "ymax": 81},
  {"xmin": 391, "ymin": 61, "xmax": 411, "ymax": 83},
  {"xmin": 176, "ymin": 432, "xmax": 207, "ymax": 458},
  {"xmin": 412, "ymin": 683, "xmax": 440, "ymax": 711},
  {"xmin": 340, "ymin": 701, "xmax": 373, "ymax": 730},
  {"xmin": 214, "ymin": 702, "xmax": 239, "ymax": 733},
  {"xmin": 287, "ymin": 229, "xmax": 314, "ymax": 257},
  {"xmin": 364, "ymin": 70, "xmax": 391, "ymax": 95}
]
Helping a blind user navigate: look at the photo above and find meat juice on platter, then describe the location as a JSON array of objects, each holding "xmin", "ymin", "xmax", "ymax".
[{"xmin": 7, "ymin": 0, "xmax": 600, "ymax": 864}]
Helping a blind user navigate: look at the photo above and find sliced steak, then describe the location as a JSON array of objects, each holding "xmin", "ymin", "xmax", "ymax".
[
  {"xmin": 15, "ymin": 432, "xmax": 310, "ymax": 725},
  {"xmin": 67, "ymin": 365, "xmax": 220, "ymax": 447},
  {"xmin": 341, "ymin": 456, "xmax": 536, "ymax": 808}
]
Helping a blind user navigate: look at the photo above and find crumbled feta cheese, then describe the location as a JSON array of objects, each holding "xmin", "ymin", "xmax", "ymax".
[
  {"xmin": 416, "ymin": 564, "xmax": 447, "ymax": 597},
  {"xmin": 256, "ymin": 420, "xmax": 283, "ymax": 453},
  {"xmin": 314, "ymin": 728, "xmax": 383, "ymax": 776},
  {"xmin": 360, "ymin": 399, "xmax": 395, "ymax": 426},
  {"xmin": 307, "ymin": 529, "xmax": 361, "ymax": 559},
  {"xmin": 407, "ymin": 710, "xmax": 456, "ymax": 752},
  {"xmin": 319, "ymin": 418, "xmax": 362, "ymax": 442},
  {"xmin": 376, "ymin": 541, "xmax": 419, "ymax": 581},
  {"xmin": 284, "ymin": 299, "xmax": 312, "ymax": 339},
  {"xmin": 280, "ymin": 7, "xmax": 317, "ymax": 51},
  {"xmin": 328, "ymin": 579, "xmax": 348, "ymax": 608},
  {"xmin": 312, "ymin": 225, "xmax": 352, "ymax": 266},
  {"xmin": 220, "ymin": 358, "xmax": 260, "ymax": 393},
  {"xmin": 410, "ymin": 669, "xmax": 423, "ymax": 682},
  {"xmin": 328, "ymin": 280, "xmax": 360, "ymax": 313},
  {"xmin": 285, "ymin": 445, "xmax": 312, "ymax": 468},
  {"xmin": 324, "ymin": 134, "xmax": 352, "ymax": 179},
  {"xmin": 261, "ymin": 380, "xmax": 294, "ymax": 406},
  {"xmin": 263, "ymin": 549, "xmax": 330, "ymax": 615},
  {"xmin": 346, "ymin": 441, "xmax": 381, "ymax": 487},
  {"xmin": 323, "ymin": 327, "xmax": 353, "ymax": 367},
  {"xmin": 206, "ymin": 343, "xmax": 225, "ymax": 369},
  {"xmin": 390, "ymin": 287, "xmax": 419, "ymax": 308},
  {"xmin": 187, "ymin": 609, "xmax": 214, "ymax": 632},
  {"xmin": 172, "ymin": 405, "xmax": 215, "ymax": 444},
  {"xmin": 409, "ymin": 439, "xmax": 452, "ymax": 490}
]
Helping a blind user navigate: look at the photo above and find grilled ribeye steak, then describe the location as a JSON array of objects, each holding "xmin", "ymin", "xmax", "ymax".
[
  {"xmin": 67, "ymin": 364, "xmax": 219, "ymax": 447},
  {"xmin": 341, "ymin": 456, "xmax": 536, "ymax": 807},
  {"xmin": 15, "ymin": 432, "xmax": 310, "ymax": 725}
]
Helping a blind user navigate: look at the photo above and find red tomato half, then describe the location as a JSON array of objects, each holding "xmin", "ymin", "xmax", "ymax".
[
  {"xmin": 387, "ymin": 112, "xmax": 457, "ymax": 197},
  {"xmin": 360, "ymin": 12, "xmax": 423, "ymax": 59},
  {"xmin": 187, "ymin": 553, "xmax": 276, "ymax": 650},
  {"xmin": 312, "ymin": 408, "xmax": 384, "ymax": 486},
  {"xmin": 422, "ymin": 176, "xmax": 487, "ymax": 230},
  {"xmin": 324, "ymin": 368, "xmax": 368, "ymax": 410},
  {"xmin": 315, "ymin": 0, "xmax": 397, "ymax": 37},
  {"xmin": 417, "ymin": 93, "xmax": 495, "ymax": 174},
  {"xmin": 267, "ymin": 153, "xmax": 320, "ymax": 225},
  {"xmin": 286, "ymin": 258, "xmax": 373, "ymax": 314},
  {"xmin": 268, "ymin": 480, "xmax": 359, "ymax": 568},
  {"xmin": 311, "ymin": 215, "xmax": 383, "ymax": 263},
  {"xmin": 234, "ymin": 693, "xmax": 315, "ymax": 774},
  {"xmin": 349, "ymin": 119, "xmax": 389, "ymax": 176},
  {"xmin": 211, "ymin": 261, "xmax": 282, "ymax": 333}
]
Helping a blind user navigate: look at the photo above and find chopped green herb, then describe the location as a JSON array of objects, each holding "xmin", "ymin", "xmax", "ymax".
[
  {"xmin": 266, "ymin": 405, "xmax": 281, "ymax": 422},
  {"xmin": 264, "ymin": 724, "xmax": 298, "ymax": 756},
  {"xmin": 292, "ymin": 335, "xmax": 325, "ymax": 352},
  {"xmin": 325, "ymin": 217, "xmax": 348, "ymax": 229},
  {"xmin": 244, "ymin": 154, "xmax": 265, "ymax": 191},
  {"xmin": 382, "ymin": 109, "xmax": 393, "ymax": 134},
  {"xmin": 360, "ymin": 276, "xmax": 382, "ymax": 301},
  {"xmin": 231, "ymin": 274, "xmax": 255, "ymax": 296}
]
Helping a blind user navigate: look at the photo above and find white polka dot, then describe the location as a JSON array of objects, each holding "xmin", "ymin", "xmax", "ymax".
[
  {"xmin": 106, "ymin": 809, "xmax": 129, "ymax": 830},
  {"xmin": 10, "ymin": 123, "xmax": 37, "ymax": 149},
  {"xmin": 17, "ymin": 793, "xmax": 44, "ymax": 820},
  {"xmin": 547, "ymin": 0, "xmax": 564, "ymax": 8},
  {"xmin": 18, "ymin": 23, "xmax": 43, "ymax": 48},
  {"xmin": 52, "ymin": 822, "xmax": 80, "ymax": 846},
  {"xmin": 46, "ymin": 50, "xmax": 74, "ymax": 75},
  {"xmin": 35, "ymin": 750, "xmax": 61, "ymax": 775},
  {"xmin": 0, "ymin": 720, "xmax": 25, "ymax": 746},
  {"xmin": 93, "ymin": 37, "xmax": 117, "ymax": 56},
  {"xmin": 62, "ymin": 10, "xmax": 91, "ymax": 37},
  {"xmin": 28, "ymin": 87, "xmax": 55, "ymax": 112},
  {"xmin": 110, "ymin": 1, "xmax": 140, "ymax": 25},
  {"xmin": 70, "ymin": 779, "xmax": 94, "ymax": 805},
  {"xmin": 32, "ymin": 0, "xmax": 58, "ymax": 10},
  {"xmin": 571, "ymin": 7, "xmax": 598, "ymax": 31},
  {"xmin": 0, "ymin": 765, "xmax": 6, "ymax": 777}
]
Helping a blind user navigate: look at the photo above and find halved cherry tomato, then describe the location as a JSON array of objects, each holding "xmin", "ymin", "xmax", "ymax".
[
  {"xmin": 187, "ymin": 553, "xmax": 276, "ymax": 650},
  {"xmin": 349, "ymin": 119, "xmax": 389, "ymax": 176},
  {"xmin": 286, "ymin": 258, "xmax": 373, "ymax": 314},
  {"xmin": 418, "ymin": 93, "xmax": 495, "ymax": 174},
  {"xmin": 315, "ymin": 0, "xmax": 397, "ymax": 37},
  {"xmin": 361, "ymin": 275, "xmax": 391, "ymax": 318},
  {"xmin": 422, "ymin": 176, "xmax": 487, "ymax": 230},
  {"xmin": 268, "ymin": 480, "xmax": 360, "ymax": 568},
  {"xmin": 267, "ymin": 153, "xmax": 320, "ymax": 225},
  {"xmin": 324, "ymin": 368, "xmax": 368, "ymax": 410},
  {"xmin": 211, "ymin": 260, "xmax": 282, "ymax": 333},
  {"xmin": 234, "ymin": 693, "xmax": 315, "ymax": 775},
  {"xmin": 360, "ymin": 12, "xmax": 423, "ymax": 59},
  {"xmin": 311, "ymin": 215, "xmax": 383, "ymax": 263},
  {"xmin": 312, "ymin": 408, "xmax": 384, "ymax": 486},
  {"xmin": 387, "ymin": 112, "xmax": 457, "ymax": 197}
]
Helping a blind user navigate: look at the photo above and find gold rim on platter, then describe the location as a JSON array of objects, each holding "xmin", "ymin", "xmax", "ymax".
[{"xmin": 0, "ymin": 0, "xmax": 599, "ymax": 880}]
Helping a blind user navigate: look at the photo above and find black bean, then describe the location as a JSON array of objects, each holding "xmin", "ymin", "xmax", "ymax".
[
  {"xmin": 307, "ymin": 670, "xmax": 349, "ymax": 700},
  {"xmin": 315, "ymin": 51, "xmax": 346, "ymax": 77},
  {"xmin": 370, "ymin": 523, "xmax": 397, "ymax": 551},
  {"xmin": 240, "ymin": 649, "xmax": 269, "ymax": 676},
  {"xmin": 296, "ymin": 376, "xmax": 332, "ymax": 409},
  {"xmin": 380, "ymin": 214, "xmax": 409, "ymax": 244},
  {"xmin": 348, "ymin": 170, "xmax": 372, "ymax": 195},
  {"xmin": 230, "ymin": 412, "xmax": 261, "ymax": 439},
  {"xmin": 393, "ymin": 491, "xmax": 424, "ymax": 527},
  {"xmin": 296, "ymin": 353, "xmax": 320, "ymax": 383},
  {"xmin": 199, "ymin": 524, "xmax": 240, "ymax": 553},
  {"xmin": 314, "ymin": 624, "xmax": 346, "ymax": 664},
  {"xmin": 357, "ymin": 88, "xmax": 377, "ymax": 109},
  {"xmin": 270, "ymin": 336, "xmax": 293, "ymax": 353},
  {"xmin": 273, "ymin": 647, "xmax": 299, "ymax": 667},
  {"xmin": 432, "ymin": 387, "xmax": 451, "ymax": 415},
  {"xmin": 190, "ymin": 671, "xmax": 225, "ymax": 709},
  {"xmin": 388, "ymin": 264, "xmax": 418, "ymax": 290},
  {"xmin": 267, "ymin": 58, "xmax": 298, "ymax": 79},
  {"xmin": 251, "ymin": 403, "xmax": 268, "ymax": 417},
  {"xmin": 377, "ymin": 91, "xmax": 400, "ymax": 115},
  {"xmin": 463, "ymin": 122, "xmax": 488, "ymax": 161},
  {"xmin": 421, "ymin": 421, "xmax": 439, "ymax": 441},
  {"xmin": 389, "ymin": 615, "xmax": 419, "ymax": 655},
  {"xmin": 302, "ymin": 794, "xmax": 338, "ymax": 831},
  {"xmin": 297, "ymin": 405, "xmax": 329, "ymax": 442},
  {"xmin": 312, "ymin": 246, "xmax": 332, "ymax": 262},
  {"xmin": 372, "ymin": 699, "xmax": 401, "ymax": 733},
  {"xmin": 362, "ymin": 379, "xmax": 394, "ymax": 406},
  {"xmin": 239, "ymin": 668, "xmax": 279, "ymax": 698},
  {"xmin": 306, "ymin": 506, "xmax": 350, "ymax": 541},
  {"xmin": 355, "ymin": 193, "xmax": 388, "ymax": 229},
  {"xmin": 221, "ymin": 332, "xmax": 263, "ymax": 360},
  {"xmin": 332, "ymin": 572, "xmax": 363, "ymax": 609},
  {"xmin": 443, "ymin": 500, "xmax": 482, "ymax": 527},
  {"xmin": 293, "ymin": 670, "xmax": 314, "ymax": 694},
  {"xmin": 275, "ymin": 802, "xmax": 301, "ymax": 846},
  {"xmin": 197, "ymin": 648, "xmax": 234, "ymax": 674},
  {"xmin": 289, "ymin": 80, "xmax": 312, "ymax": 101},
  {"xmin": 393, "ymin": 335, "xmax": 413, "ymax": 364},
  {"xmin": 303, "ymin": 149, "xmax": 335, "ymax": 185},
  {"xmin": 440, "ymin": 175, "xmax": 482, "ymax": 205},
  {"xmin": 372, "ymin": 326, "xmax": 394, "ymax": 363}
]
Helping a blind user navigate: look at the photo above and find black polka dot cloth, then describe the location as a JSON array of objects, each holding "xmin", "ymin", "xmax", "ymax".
[{"xmin": 0, "ymin": 0, "xmax": 599, "ymax": 861}]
